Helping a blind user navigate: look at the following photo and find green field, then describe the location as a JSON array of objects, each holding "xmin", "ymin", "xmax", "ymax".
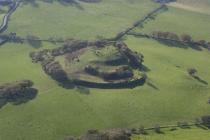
[
  {"xmin": 133, "ymin": 6, "xmax": 210, "ymax": 41},
  {"xmin": 0, "ymin": 6, "xmax": 9, "ymax": 25},
  {"xmin": 169, "ymin": 0, "xmax": 210, "ymax": 14},
  {"xmin": 6, "ymin": 0, "xmax": 158, "ymax": 39},
  {"xmin": 0, "ymin": 14, "xmax": 4, "ymax": 24},
  {"xmin": 1, "ymin": 0, "xmax": 210, "ymax": 140},
  {"xmin": 132, "ymin": 127, "xmax": 210, "ymax": 140}
]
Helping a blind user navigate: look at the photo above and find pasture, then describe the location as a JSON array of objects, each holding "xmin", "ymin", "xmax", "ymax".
[{"xmin": 0, "ymin": 0, "xmax": 210, "ymax": 140}]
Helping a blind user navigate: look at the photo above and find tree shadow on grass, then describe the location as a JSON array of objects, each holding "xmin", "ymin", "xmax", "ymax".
[
  {"xmin": 22, "ymin": 0, "xmax": 39, "ymax": 7},
  {"xmin": 0, "ymin": 88, "xmax": 38, "ymax": 109},
  {"xmin": 147, "ymin": 82, "xmax": 159, "ymax": 90},
  {"xmin": 155, "ymin": 39, "xmax": 202, "ymax": 51},
  {"xmin": 193, "ymin": 76, "xmax": 208, "ymax": 85},
  {"xmin": 27, "ymin": 40, "xmax": 43, "ymax": 49},
  {"xmin": 141, "ymin": 65, "xmax": 151, "ymax": 72},
  {"xmin": 130, "ymin": 34, "xmax": 203, "ymax": 51},
  {"xmin": 76, "ymin": 86, "xmax": 90, "ymax": 95},
  {"xmin": 22, "ymin": 0, "xmax": 84, "ymax": 10},
  {"xmin": 58, "ymin": 0, "xmax": 84, "ymax": 10},
  {"xmin": 195, "ymin": 124, "xmax": 209, "ymax": 130}
]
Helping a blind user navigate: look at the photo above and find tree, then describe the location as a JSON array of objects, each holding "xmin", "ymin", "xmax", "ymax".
[
  {"xmin": 207, "ymin": 42, "xmax": 210, "ymax": 50},
  {"xmin": 181, "ymin": 34, "xmax": 192, "ymax": 43},
  {"xmin": 154, "ymin": 125, "xmax": 161, "ymax": 133},
  {"xmin": 167, "ymin": 32, "xmax": 179, "ymax": 40},
  {"xmin": 197, "ymin": 40, "xmax": 206, "ymax": 46},
  {"xmin": 187, "ymin": 68, "xmax": 197, "ymax": 76},
  {"xmin": 201, "ymin": 115, "xmax": 210, "ymax": 127},
  {"xmin": 139, "ymin": 126, "xmax": 147, "ymax": 135}
]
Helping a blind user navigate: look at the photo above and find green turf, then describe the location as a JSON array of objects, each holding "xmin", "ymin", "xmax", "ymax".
[
  {"xmin": 0, "ymin": 6, "xmax": 9, "ymax": 24},
  {"xmin": 132, "ymin": 127, "xmax": 210, "ymax": 140},
  {"xmin": 1, "ymin": 37, "xmax": 210, "ymax": 140},
  {"xmin": 169, "ymin": 0, "xmax": 210, "ymax": 15},
  {"xmin": 6, "ymin": 0, "xmax": 158, "ymax": 40},
  {"xmin": 133, "ymin": 6, "xmax": 210, "ymax": 41},
  {"xmin": 0, "ymin": 1, "xmax": 210, "ymax": 140}
]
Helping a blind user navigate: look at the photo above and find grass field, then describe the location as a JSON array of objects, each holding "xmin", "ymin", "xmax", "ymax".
[
  {"xmin": 133, "ymin": 6, "xmax": 210, "ymax": 41},
  {"xmin": 169, "ymin": 0, "xmax": 210, "ymax": 15},
  {"xmin": 0, "ymin": 14, "xmax": 4, "ymax": 24},
  {"xmin": 0, "ymin": 0, "xmax": 210, "ymax": 140},
  {"xmin": 6, "ymin": 0, "xmax": 158, "ymax": 39},
  {"xmin": 1, "ymin": 37, "xmax": 210, "ymax": 140},
  {"xmin": 0, "ymin": 6, "xmax": 9, "ymax": 26},
  {"xmin": 132, "ymin": 127, "xmax": 210, "ymax": 140}
]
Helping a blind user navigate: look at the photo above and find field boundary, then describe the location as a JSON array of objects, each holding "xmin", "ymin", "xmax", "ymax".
[
  {"xmin": 112, "ymin": 4, "xmax": 168, "ymax": 41},
  {"xmin": 0, "ymin": 0, "xmax": 21, "ymax": 33},
  {"xmin": 127, "ymin": 32, "xmax": 210, "ymax": 51}
]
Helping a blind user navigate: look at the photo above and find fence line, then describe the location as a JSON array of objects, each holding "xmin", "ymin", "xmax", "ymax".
[{"xmin": 113, "ymin": 4, "xmax": 167, "ymax": 41}]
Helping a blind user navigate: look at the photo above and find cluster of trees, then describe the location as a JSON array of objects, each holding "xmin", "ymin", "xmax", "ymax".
[
  {"xmin": 29, "ymin": 40, "xmax": 102, "ymax": 86},
  {"xmin": 152, "ymin": 31, "xmax": 194, "ymax": 42},
  {"xmin": 102, "ymin": 66, "xmax": 133, "ymax": 81},
  {"xmin": 0, "ymin": 80, "xmax": 37, "ymax": 100},
  {"xmin": 0, "ymin": 33, "xmax": 43, "ymax": 44},
  {"xmin": 51, "ymin": 40, "xmax": 89, "ymax": 56},
  {"xmin": 84, "ymin": 65, "xmax": 133, "ymax": 81},
  {"xmin": 151, "ymin": 31, "xmax": 210, "ymax": 49},
  {"xmin": 29, "ymin": 40, "xmax": 91, "ymax": 63},
  {"xmin": 152, "ymin": 31, "xmax": 179, "ymax": 41},
  {"xmin": 30, "ymin": 49, "xmax": 52, "ymax": 63},
  {"xmin": 65, "ymin": 128, "xmax": 131, "ymax": 140},
  {"xmin": 0, "ymin": 33, "xmax": 23, "ymax": 44},
  {"xmin": 115, "ymin": 42, "xmax": 144, "ymax": 69},
  {"xmin": 30, "ymin": 39, "xmax": 112, "ymax": 62},
  {"xmin": 41, "ymin": 59, "xmax": 69, "ymax": 83},
  {"xmin": 64, "ymin": 115, "xmax": 210, "ymax": 140},
  {"xmin": 201, "ymin": 116, "xmax": 210, "ymax": 127}
]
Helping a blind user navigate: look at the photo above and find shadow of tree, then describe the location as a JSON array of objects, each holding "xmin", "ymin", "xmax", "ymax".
[
  {"xmin": 129, "ymin": 33, "xmax": 203, "ymax": 51},
  {"xmin": 193, "ymin": 75, "xmax": 208, "ymax": 85},
  {"xmin": 22, "ymin": 0, "xmax": 84, "ymax": 10},
  {"xmin": 147, "ymin": 82, "xmax": 159, "ymax": 90},
  {"xmin": 59, "ymin": 81, "xmax": 75, "ymax": 89},
  {"xmin": 76, "ymin": 86, "xmax": 90, "ymax": 95},
  {"xmin": 196, "ymin": 124, "xmax": 210, "ymax": 130},
  {"xmin": 141, "ymin": 65, "xmax": 151, "ymax": 72},
  {"xmin": 0, "ymin": 88, "xmax": 38, "ymax": 109},
  {"xmin": 27, "ymin": 40, "xmax": 43, "ymax": 48},
  {"xmin": 155, "ymin": 39, "xmax": 202, "ymax": 51}
]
